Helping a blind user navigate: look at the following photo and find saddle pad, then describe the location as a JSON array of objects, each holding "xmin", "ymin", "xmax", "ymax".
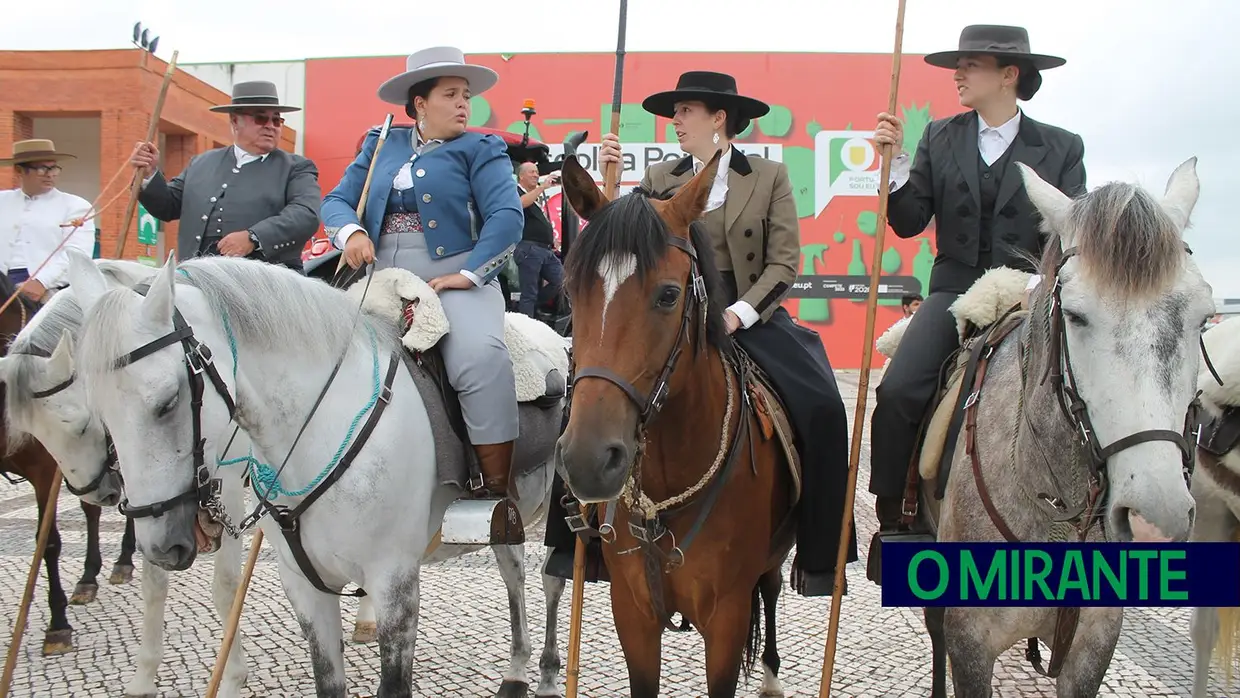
[
  {"xmin": 744, "ymin": 362, "xmax": 802, "ymax": 506},
  {"xmin": 401, "ymin": 353, "xmax": 562, "ymax": 491},
  {"xmin": 347, "ymin": 267, "xmax": 571, "ymax": 403},
  {"xmin": 919, "ymin": 351, "xmax": 970, "ymax": 480}
]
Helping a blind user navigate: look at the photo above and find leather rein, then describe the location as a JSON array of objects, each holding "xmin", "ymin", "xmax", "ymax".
[
  {"xmin": 963, "ymin": 242, "xmax": 1222, "ymax": 678},
  {"xmin": 564, "ymin": 232, "xmax": 755, "ymax": 631}
]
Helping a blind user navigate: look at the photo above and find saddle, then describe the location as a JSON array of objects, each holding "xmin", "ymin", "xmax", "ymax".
[
  {"xmin": 867, "ymin": 267, "xmax": 1031, "ymax": 585},
  {"xmin": 345, "ymin": 268, "xmax": 570, "ymax": 492},
  {"xmin": 739, "ymin": 348, "xmax": 803, "ymax": 507}
]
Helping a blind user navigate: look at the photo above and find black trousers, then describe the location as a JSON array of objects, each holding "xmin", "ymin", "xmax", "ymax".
[
  {"xmin": 867, "ymin": 291, "xmax": 962, "ymax": 499},
  {"xmin": 543, "ymin": 305, "xmax": 858, "ymax": 579}
]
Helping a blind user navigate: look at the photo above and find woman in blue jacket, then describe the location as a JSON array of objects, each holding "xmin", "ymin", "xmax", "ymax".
[{"xmin": 322, "ymin": 46, "xmax": 524, "ymax": 514}]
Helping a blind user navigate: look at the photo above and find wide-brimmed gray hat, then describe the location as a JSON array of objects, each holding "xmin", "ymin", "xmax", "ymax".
[
  {"xmin": 208, "ymin": 80, "xmax": 301, "ymax": 113},
  {"xmin": 924, "ymin": 25, "xmax": 1066, "ymax": 71},
  {"xmin": 377, "ymin": 46, "xmax": 499, "ymax": 105}
]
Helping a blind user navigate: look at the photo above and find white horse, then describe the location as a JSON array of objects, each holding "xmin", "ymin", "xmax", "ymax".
[
  {"xmin": 1188, "ymin": 315, "xmax": 1240, "ymax": 697},
  {"xmin": 910, "ymin": 159, "xmax": 1213, "ymax": 696},
  {"xmin": 0, "ymin": 260, "xmax": 253, "ymax": 698},
  {"xmin": 65, "ymin": 250, "xmax": 568, "ymax": 698}
]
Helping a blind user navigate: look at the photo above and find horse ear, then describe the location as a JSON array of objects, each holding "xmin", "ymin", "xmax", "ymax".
[
  {"xmin": 1161, "ymin": 156, "xmax": 1199, "ymax": 232},
  {"xmin": 66, "ymin": 248, "xmax": 109, "ymax": 313},
  {"xmin": 665, "ymin": 148, "xmax": 723, "ymax": 233},
  {"xmin": 1017, "ymin": 162, "xmax": 1074, "ymax": 245},
  {"xmin": 48, "ymin": 329, "xmax": 74, "ymax": 378},
  {"xmin": 139, "ymin": 251, "xmax": 177, "ymax": 327},
  {"xmin": 560, "ymin": 154, "xmax": 608, "ymax": 221}
]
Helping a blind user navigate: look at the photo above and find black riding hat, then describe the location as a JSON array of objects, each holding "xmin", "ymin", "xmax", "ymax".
[{"xmin": 641, "ymin": 71, "xmax": 770, "ymax": 123}]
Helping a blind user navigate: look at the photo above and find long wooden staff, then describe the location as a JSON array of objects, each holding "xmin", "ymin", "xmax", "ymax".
[
  {"xmin": 113, "ymin": 50, "xmax": 179, "ymax": 260},
  {"xmin": 333, "ymin": 113, "xmax": 394, "ymax": 282},
  {"xmin": 0, "ymin": 476, "xmax": 64, "ymax": 698},
  {"xmin": 204, "ymin": 529, "xmax": 263, "ymax": 698},
  {"xmin": 817, "ymin": 1, "xmax": 907, "ymax": 695},
  {"xmin": 565, "ymin": 4, "xmax": 627, "ymax": 696}
]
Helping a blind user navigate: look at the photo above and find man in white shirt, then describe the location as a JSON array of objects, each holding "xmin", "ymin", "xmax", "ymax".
[{"xmin": 0, "ymin": 139, "xmax": 97, "ymax": 302}]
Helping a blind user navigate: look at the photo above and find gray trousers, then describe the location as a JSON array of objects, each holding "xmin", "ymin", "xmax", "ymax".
[{"xmin": 376, "ymin": 230, "xmax": 519, "ymax": 445}]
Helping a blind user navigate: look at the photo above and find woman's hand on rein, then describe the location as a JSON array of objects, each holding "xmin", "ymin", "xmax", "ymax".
[
  {"xmin": 724, "ymin": 310, "xmax": 742, "ymax": 334},
  {"xmin": 428, "ymin": 273, "xmax": 474, "ymax": 292}
]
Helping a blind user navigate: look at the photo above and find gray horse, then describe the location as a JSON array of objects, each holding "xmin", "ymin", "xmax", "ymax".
[{"xmin": 909, "ymin": 158, "xmax": 1213, "ymax": 697}]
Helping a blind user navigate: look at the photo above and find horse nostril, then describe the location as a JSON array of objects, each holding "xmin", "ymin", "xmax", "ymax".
[{"xmin": 602, "ymin": 442, "xmax": 630, "ymax": 474}]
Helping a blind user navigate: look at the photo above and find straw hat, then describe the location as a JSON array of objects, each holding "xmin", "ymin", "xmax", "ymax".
[{"xmin": 0, "ymin": 138, "xmax": 76, "ymax": 167}]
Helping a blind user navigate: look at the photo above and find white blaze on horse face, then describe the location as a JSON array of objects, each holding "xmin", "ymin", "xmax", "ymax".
[{"xmin": 597, "ymin": 252, "xmax": 637, "ymax": 336}]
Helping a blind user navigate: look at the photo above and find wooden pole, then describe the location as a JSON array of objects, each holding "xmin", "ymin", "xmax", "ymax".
[
  {"xmin": 114, "ymin": 50, "xmax": 179, "ymax": 260},
  {"xmin": 204, "ymin": 529, "xmax": 263, "ymax": 698},
  {"xmin": 333, "ymin": 114, "xmax": 394, "ymax": 280},
  {"xmin": 817, "ymin": 1, "xmax": 908, "ymax": 695},
  {"xmin": 565, "ymin": 4, "xmax": 629, "ymax": 696},
  {"xmin": 0, "ymin": 476, "xmax": 63, "ymax": 698}
]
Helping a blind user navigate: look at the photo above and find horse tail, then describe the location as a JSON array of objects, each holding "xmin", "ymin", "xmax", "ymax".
[
  {"xmin": 742, "ymin": 581, "xmax": 763, "ymax": 680},
  {"xmin": 1212, "ymin": 525, "xmax": 1240, "ymax": 683}
]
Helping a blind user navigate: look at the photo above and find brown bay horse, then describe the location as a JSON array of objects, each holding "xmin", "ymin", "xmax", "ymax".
[
  {"xmin": 0, "ymin": 275, "xmax": 136, "ymax": 655},
  {"xmin": 554, "ymin": 151, "xmax": 798, "ymax": 697}
]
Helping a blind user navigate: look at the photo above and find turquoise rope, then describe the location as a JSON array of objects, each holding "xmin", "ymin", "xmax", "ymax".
[{"xmin": 176, "ymin": 265, "xmax": 382, "ymax": 502}]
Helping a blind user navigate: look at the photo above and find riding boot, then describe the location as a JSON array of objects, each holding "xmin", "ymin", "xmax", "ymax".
[
  {"xmin": 875, "ymin": 494, "xmax": 906, "ymax": 531},
  {"xmin": 471, "ymin": 441, "xmax": 524, "ymax": 545}
]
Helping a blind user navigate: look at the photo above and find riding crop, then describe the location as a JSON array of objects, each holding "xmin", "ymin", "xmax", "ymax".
[
  {"xmin": 817, "ymin": 1, "xmax": 907, "ymax": 695},
  {"xmin": 333, "ymin": 113, "xmax": 395, "ymax": 285},
  {"xmin": 564, "ymin": 4, "xmax": 627, "ymax": 696},
  {"xmin": 0, "ymin": 476, "xmax": 63, "ymax": 698},
  {"xmin": 113, "ymin": 49, "xmax": 180, "ymax": 260}
]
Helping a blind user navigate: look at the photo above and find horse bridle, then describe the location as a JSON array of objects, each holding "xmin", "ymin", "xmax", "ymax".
[
  {"xmin": 96, "ymin": 283, "xmax": 240, "ymax": 534},
  {"xmin": 8, "ymin": 347, "xmax": 119, "ymax": 498},
  {"xmin": 567, "ymin": 234, "xmax": 709, "ymax": 432},
  {"xmin": 1040, "ymin": 243, "xmax": 1220, "ymax": 532}
]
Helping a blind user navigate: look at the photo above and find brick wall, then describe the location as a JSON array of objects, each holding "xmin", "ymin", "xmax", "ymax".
[{"xmin": 0, "ymin": 49, "xmax": 299, "ymax": 260}]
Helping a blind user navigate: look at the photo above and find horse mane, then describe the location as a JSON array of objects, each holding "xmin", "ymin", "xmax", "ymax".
[
  {"xmin": 1039, "ymin": 180, "xmax": 1185, "ymax": 297},
  {"xmin": 4, "ymin": 261, "xmax": 161, "ymax": 452},
  {"xmin": 75, "ymin": 256, "xmax": 402, "ymax": 398},
  {"xmin": 563, "ymin": 186, "xmax": 734, "ymax": 356}
]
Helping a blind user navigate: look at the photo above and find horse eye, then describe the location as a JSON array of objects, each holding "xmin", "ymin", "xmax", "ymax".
[
  {"xmin": 656, "ymin": 286, "xmax": 681, "ymax": 308},
  {"xmin": 1064, "ymin": 310, "xmax": 1088, "ymax": 327},
  {"xmin": 155, "ymin": 395, "xmax": 177, "ymax": 418}
]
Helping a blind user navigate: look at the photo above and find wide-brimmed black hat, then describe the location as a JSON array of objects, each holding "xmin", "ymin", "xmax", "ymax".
[
  {"xmin": 924, "ymin": 25, "xmax": 1066, "ymax": 71},
  {"xmin": 641, "ymin": 71, "xmax": 770, "ymax": 122},
  {"xmin": 209, "ymin": 80, "xmax": 301, "ymax": 114}
]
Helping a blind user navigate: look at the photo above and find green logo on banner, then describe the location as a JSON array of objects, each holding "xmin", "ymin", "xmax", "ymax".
[{"xmin": 137, "ymin": 203, "xmax": 159, "ymax": 246}]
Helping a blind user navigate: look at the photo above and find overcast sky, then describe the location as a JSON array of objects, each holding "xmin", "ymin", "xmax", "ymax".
[{"xmin": 6, "ymin": 0, "xmax": 1236, "ymax": 297}]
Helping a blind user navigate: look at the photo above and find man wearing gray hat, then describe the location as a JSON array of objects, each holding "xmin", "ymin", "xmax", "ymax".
[{"xmin": 128, "ymin": 80, "xmax": 321, "ymax": 271}]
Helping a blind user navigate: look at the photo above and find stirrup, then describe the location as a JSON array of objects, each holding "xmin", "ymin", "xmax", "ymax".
[{"xmin": 441, "ymin": 496, "xmax": 525, "ymax": 546}]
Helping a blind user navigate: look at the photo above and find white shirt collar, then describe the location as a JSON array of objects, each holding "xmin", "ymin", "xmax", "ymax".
[
  {"xmin": 978, "ymin": 110, "xmax": 1021, "ymax": 143},
  {"xmin": 233, "ymin": 144, "xmax": 269, "ymax": 163},
  {"xmin": 19, "ymin": 187, "xmax": 59, "ymax": 201},
  {"xmin": 691, "ymin": 145, "xmax": 733, "ymax": 176}
]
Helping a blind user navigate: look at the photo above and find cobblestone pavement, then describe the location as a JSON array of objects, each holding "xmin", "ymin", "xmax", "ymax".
[{"xmin": 0, "ymin": 370, "xmax": 1232, "ymax": 696}]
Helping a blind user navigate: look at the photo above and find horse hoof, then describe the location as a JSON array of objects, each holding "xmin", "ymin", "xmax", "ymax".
[
  {"xmin": 495, "ymin": 680, "xmax": 530, "ymax": 698},
  {"xmin": 351, "ymin": 620, "xmax": 377, "ymax": 644},
  {"xmin": 533, "ymin": 689, "xmax": 561, "ymax": 698},
  {"xmin": 69, "ymin": 582, "xmax": 98, "ymax": 605},
  {"xmin": 41, "ymin": 629, "xmax": 73, "ymax": 656},
  {"xmin": 109, "ymin": 564, "xmax": 135, "ymax": 585},
  {"xmin": 123, "ymin": 693, "xmax": 157, "ymax": 698}
]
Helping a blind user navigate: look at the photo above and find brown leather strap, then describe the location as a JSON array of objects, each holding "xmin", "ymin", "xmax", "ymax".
[
  {"xmin": 964, "ymin": 316, "xmax": 1024, "ymax": 542},
  {"xmin": 1025, "ymin": 607, "xmax": 1081, "ymax": 678}
]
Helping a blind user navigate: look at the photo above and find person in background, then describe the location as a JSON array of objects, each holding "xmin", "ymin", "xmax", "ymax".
[
  {"xmin": 0, "ymin": 139, "xmax": 97, "ymax": 301},
  {"xmin": 128, "ymin": 80, "xmax": 320, "ymax": 272},
  {"xmin": 514, "ymin": 161, "xmax": 564, "ymax": 317},
  {"xmin": 865, "ymin": 25, "xmax": 1086, "ymax": 558},
  {"xmin": 901, "ymin": 293, "xmax": 923, "ymax": 317},
  {"xmin": 321, "ymin": 47, "xmax": 526, "ymax": 541}
]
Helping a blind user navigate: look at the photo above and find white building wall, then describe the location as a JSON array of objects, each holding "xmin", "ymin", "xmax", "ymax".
[{"xmin": 181, "ymin": 61, "xmax": 307, "ymax": 154}]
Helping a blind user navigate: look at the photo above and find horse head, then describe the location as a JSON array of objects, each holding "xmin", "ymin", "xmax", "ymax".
[
  {"xmin": 1020, "ymin": 157, "xmax": 1214, "ymax": 542},
  {"xmin": 553, "ymin": 149, "xmax": 734, "ymax": 503},
  {"xmin": 69, "ymin": 249, "xmax": 239, "ymax": 571}
]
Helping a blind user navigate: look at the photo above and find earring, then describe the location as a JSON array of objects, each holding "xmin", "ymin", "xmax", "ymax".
[{"xmin": 712, "ymin": 132, "xmax": 720, "ymax": 145}]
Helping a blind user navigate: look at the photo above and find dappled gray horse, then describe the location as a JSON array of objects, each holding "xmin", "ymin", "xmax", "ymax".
[{"xmin": 922, "ymin": 158, "xmax": 1213, "ymax": 697}]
